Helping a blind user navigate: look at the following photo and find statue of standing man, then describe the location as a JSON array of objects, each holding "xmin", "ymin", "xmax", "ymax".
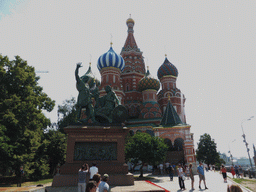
[{"xmin": 75, "ymin": 63, "xmax": 96, "ymax": 123}]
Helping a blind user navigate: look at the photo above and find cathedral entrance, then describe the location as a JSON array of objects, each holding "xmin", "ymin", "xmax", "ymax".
[{"xmin": 164, "ymin": 138, "xmax": 185, "ymax": 164}]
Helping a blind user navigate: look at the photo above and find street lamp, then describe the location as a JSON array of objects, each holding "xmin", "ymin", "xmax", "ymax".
[{"xmin": 241, "ymin": 116, "xmax": 254, "ymax": 172}]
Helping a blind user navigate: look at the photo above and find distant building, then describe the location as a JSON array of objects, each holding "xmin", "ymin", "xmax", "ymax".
[{"xmin": 236, "ymin": 157, "xmax": 251, "ymax": 166}]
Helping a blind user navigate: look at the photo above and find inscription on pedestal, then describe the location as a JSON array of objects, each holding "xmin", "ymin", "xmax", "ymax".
[{"xmin": 74, "ymin": 142, "xmax": 117, "ymax": 161}]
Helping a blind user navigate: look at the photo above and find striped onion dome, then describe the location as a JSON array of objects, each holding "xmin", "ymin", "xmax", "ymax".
[
  {"xmin": 157, "ymin": 57, "xmax": 178, "ymax": 79},
  {"xmin": 138, "ymin": 67, "xmax": 160, "ymax": 92},
  {"xmin": 97, "ymin": 46, "xmax": 125, "ymax": 72}
]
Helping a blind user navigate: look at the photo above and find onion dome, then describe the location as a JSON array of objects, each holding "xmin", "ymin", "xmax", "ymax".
[
  {"xmin": 126, "ymin": 16, "xmax": 135, "ymax": 33},
  {"xmin": 80, "ymin": 63, "xmax": 96, "ymax": 88},
  {"xmin": 157, "ymin": 56, "xmax": 178, "ymax": 79},
  {"xmin": 97, "ymin": 44, "xmax": 125, "ymax": 72},
  {"xmin": 126, "ymin": 17, "xmax": 135, "ymax": 25},
  {"xmin": 138, "ymin": 67, "xmax": 160, "ymax": 92}
]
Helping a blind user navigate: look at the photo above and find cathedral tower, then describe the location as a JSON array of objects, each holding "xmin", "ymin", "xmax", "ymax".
[
  {"xmin": 97, "ymin": 43, "xmax": 125, "ymax": 103},
  {"xmin": 157, "ymin": 55, "xmax": 186, "ymax": 123},
  {"xmin": 137, "ymin": 66, "xmax": 162, "ymax": 119},
  {"xmin": 120, "ymin": 17, "xmax": 146, "ymax": 118}
]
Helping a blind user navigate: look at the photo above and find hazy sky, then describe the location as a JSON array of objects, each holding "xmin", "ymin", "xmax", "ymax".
[{"xmin": 1, "ymin": 0, "xmax": 256, "ymax": 159}]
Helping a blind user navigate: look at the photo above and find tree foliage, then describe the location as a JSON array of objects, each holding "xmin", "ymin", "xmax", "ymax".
[
  {"xmin": 125, "ymin": 132, "xmax": 168, "ymax": 177},
  {"xmin": 0, "ymin": 55, "xmax": 55, "ymax": 178},
  {"xmin": 196, "ymin": 133, "xmax": 220, "ymax": 166},
  {"xmin": 44, "ymin": 129, "xmax": 67, "ymax": 175},
  {"xmin": 57, "ymin": 97, "xmax": 77, "ymax": 133}
]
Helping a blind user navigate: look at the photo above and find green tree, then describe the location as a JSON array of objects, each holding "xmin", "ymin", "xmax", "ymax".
[
  {"xmin": 44, "ymin": 129, "xmax": 67, "ymax": 175},
  {"xmin": 125, "ymin": 132, "xmax": 168, "ymax": 177},
  {"xmin": 0, "ymin": 55, "xmax": 55, "ymax": 178},
  {"xmin": 196, "ymin": 133, "xmax": 220, "ymax": 166},
  {"xmin": 57, "ymin": 97, "xmax": 77, "ymax": 133}
]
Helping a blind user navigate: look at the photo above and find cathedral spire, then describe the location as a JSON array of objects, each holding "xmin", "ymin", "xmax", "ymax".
[
  {"xmin": 122, "ymin": 17, "xmax": 138, "ymax": 51},
  {"xmin": 160, "ymin": 98, "xmax": 183, "ymax": 127}
]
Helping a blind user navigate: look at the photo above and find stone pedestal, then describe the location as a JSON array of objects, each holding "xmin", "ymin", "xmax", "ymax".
[{"xmin": 52, "ymin": 124, "xmax": 134, "ymax": 187}]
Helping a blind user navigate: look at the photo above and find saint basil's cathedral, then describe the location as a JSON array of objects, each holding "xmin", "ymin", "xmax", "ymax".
[{"xmin": 84, "ymin": 17, "xmax": 196, "ymax": 165}]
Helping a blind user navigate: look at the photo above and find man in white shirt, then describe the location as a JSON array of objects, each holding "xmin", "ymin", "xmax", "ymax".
[
  {"xmin": 159, "ymin": 163, "xmax": 163, "ymax": 175},
  {"xmin": 90, "ymin": 163, "xmax": 98, "ymax": 180}
]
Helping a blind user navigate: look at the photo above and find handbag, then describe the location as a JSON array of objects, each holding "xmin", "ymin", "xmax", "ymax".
[{"xmin": 182, "ymin": 175, "xmax": 185, "ymax": 180}]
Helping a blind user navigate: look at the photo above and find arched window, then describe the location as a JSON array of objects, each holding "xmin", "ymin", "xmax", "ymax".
[
  {"xmin": 174, "ymin": 138, "xmax": 184, "ymax": 151},
  {"xmin": 106, "ymin": 75, "xmax": 109, "ymax": 83},
  {"xmin": 164, "ymin": 138, "xmax": 173, "ymax": 151},
  {"xmin": 113, "ymin": 75, "xmax": 115, "ymax": 83}
]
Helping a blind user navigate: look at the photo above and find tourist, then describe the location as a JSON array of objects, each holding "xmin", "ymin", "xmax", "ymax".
[
  {"xmin": 221, "ymin": 164, "xmax": 227, "ymax": 183},
  {"xmin": 177, "ymin": 164, "xmax": 186, "ymax": 190},
  {"xmin": 98, "ymin": 174, "xmax": 109, "ymax": 192},
  {"xmin": 165, "ymin": 162, "xmax": 170, "ymax": 174},
  {"xmin": 227, "ymin": 184, "xmax": 243, "ymax": 192},
  {"xmin": 17, "ymin": 166, "xmax": 24, "ymax": 187},
  {"xmin": 86, "ymin": 181, "xmax": 97, "ymax": 192},
  {"xmin": 152, "ymin": 165, "xmax": 157, "ymax": 175},
  {"xmin": 231, "ymin": 166, "xmax": 235, "ymax": 178},
  {"xmin": 168, "ymin": 164, "xmax": 174, "ymax": 181},
  {"xmin": 92, "ymin": 174, "xmax": 101, "ymax": 192},
  {"xmin": 234, "ymin": 165, "xmax": 239, "ymax": 178},
  {"xmin": 238, "ymin": 165, "xmax": 243, "ymax": 179},
  {"xmin": 172, "ymin": 163, "xmax": 176, "ymax": 176},
  {"xmin": 186, "ymin": 165, "xmax": 190, "ymax": 180},
  {"xmin": 90, "ymin": 163, "xmax": 99, "ymax": 180},
  {"xmin": 78, "ymin": 164, "xmax": 89, "ymax": 192},
  {"xmin": 197, "ymin": 162, "xmax": 208, "ymax": 190},
  {"xmin": 159, "ymin": 163, "xmax": 164, "ymax": 175},
  {"xmin": 205, "ymin": 164, "xmax": 208, "ymax": 172},
  {"xmin": 189, "ymin": 163, "xmax": 195, "ymax": 190}
]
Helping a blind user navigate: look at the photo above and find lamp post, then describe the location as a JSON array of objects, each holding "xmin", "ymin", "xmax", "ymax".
[{"xmin": 241, "ymin": 116, "xmax": 254, "ymax": 172}]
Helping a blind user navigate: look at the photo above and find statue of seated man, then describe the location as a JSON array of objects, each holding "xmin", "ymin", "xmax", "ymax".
[{"xmin": 95, "ymin": 85, "xmax": 120, "ymax": 123}]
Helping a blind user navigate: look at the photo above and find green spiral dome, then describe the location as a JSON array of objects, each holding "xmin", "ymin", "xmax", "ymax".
[{"xmin": 138, "ymin": 68, "xmax": 160, "ymax": 92}]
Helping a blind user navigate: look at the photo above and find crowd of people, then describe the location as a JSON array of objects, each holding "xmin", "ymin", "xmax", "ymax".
[
  {"xmin": 153, "ymin": 161, "xmax": 245, "ymax": 191},
  {"xmin": 77, "ymin": 162, "xmax": 109, "ymax": 192},
  {"xmin": 221, "ymin": 164, "xmax": 244, "ymax": 184},
  {"xmin": 76, "ymin": 161, "xmax": 244, "ymax": 192},
  {"xmin": 153, "ymin": 161, "xmax": 207, "ymax": 191}
]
